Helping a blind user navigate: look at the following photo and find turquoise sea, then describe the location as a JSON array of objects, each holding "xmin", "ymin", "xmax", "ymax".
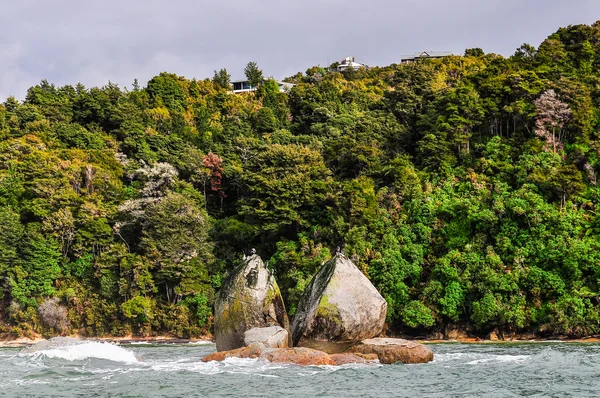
[{"xmin": 2, "ymin": 341, "xmax": 599, "ymax": 397}]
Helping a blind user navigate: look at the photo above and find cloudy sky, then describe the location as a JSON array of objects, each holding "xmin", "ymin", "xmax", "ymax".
[{"xmin": 1, "ymin": 0, "xmax": 598, "ymax": 100}]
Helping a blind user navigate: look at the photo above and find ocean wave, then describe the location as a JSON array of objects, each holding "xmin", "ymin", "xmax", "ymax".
[
  {"xmin": 21, "ymin": 342, "xmax": 139, "ymax": 364},
  {"xmin": 434, "ymin": 352, "xmax": 530, "ymax": 365},
  {"xmin": 465, "ymin": 355, "xmax": 530, "ymax": 365}
]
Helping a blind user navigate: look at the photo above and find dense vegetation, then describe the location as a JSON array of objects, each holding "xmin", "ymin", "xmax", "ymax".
[{"xmin": 2, "ymin": 22, "xmax": 600, "ymax": 339}]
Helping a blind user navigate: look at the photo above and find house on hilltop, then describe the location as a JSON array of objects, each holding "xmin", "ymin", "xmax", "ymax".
[
  {"xmin": 231, "ymin": 80, "xmax": 295, "ymax": 94},
  {"xmin": 400, "ymin": 51, "xmax": 453, "ymax": 63},
  {"xmin": 336, "ymin": 56, "xmax": 366, "ymax": 72}
]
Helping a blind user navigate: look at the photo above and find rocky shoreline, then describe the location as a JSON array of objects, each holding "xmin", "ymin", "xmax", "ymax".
[
  {"xmin": 4, "ymin": 334, "xmax": 600, "ymax": 349},
  {"xmin": 4, "ymin": 253, "xmax": 600, "ymax": 356},
  {"xmin": 203, "ymin": 251, "xmax": 600, "ymax": 367},
  {"xmin": 0, "ymin": 335, "xmax": 213, "ymax": 348}
]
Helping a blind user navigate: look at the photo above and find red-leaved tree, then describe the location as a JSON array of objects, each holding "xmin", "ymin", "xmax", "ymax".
[{"xmin": 201, "ymin": 152, "xmax": 226, "ymax": 210}]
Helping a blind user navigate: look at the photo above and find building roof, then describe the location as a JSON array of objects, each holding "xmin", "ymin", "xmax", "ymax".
[
  {"xmin": 401, "ymin": 51, "xmax": 453, "ymax": 61},
  {"xmin": 230, "ymin": 79, "xmax": 295, "ymax": 93},
  {"xmin": 337, "ymin": 56, "xmax": 366, "ymax": 70}
]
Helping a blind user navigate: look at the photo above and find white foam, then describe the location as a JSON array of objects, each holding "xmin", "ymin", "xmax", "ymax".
[
  {"xmin": 25, "ymin": 342, "xmax": 138, "ymax": 364},
  {"xmin": 188, "ymin": 340, "xmax": 213, "ymax": 345},
  {"xmin": 435, "ymin": 352, "xmax": 530, "ymax": 365},
  {"xmin": 466, "ymin": 355, "xmax": 529, "ymax": 365}
]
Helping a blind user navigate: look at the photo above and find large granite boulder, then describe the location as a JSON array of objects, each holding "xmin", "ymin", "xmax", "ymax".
[
  {"xmin": 291, "ymin": 252, "xmax": 387, "ymax": 352},
  {"xmin": 244, "ymin": 326, "xmax": 289, "ymax": 348},
  {"xmin": 348, "ymin": 338, "xmax": 434, "ymax": 364},
  {"xmin": 214, "ymin": 253, "xmax": 290, "ymax": 352}
]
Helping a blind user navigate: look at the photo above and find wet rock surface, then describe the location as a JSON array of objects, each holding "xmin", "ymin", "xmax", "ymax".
[
  {"xmin": 261, "ymin": 347, "xmax": 336, "ymax": 366},
  {"xmin": 201, "ymin": 344, "xmax": 265, "ymax": 362},
  {"xmin": 330, "ymin": 353, "xmax": 379, "ymax": 365},
  {"xmin": 201, "ymin": 344, "xmax": 371, "ymax": 366},
  {"xmin": 347, "ymin": 338, "xmax": 434, "ymax": 364}
]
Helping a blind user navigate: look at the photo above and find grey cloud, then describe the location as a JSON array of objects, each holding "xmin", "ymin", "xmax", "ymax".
[{"xmin": 1, "ymin": 0, "xmax": 599, "ymax": 99}]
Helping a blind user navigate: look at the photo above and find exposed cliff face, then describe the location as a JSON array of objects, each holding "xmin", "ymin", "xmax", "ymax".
[
  {"xmin": 214, "ymin": 254, "xmax": 290, "ymax": 352},
  {"xmin": 291, "ymin": 253, "xmax": 387, "ymax": 353}
]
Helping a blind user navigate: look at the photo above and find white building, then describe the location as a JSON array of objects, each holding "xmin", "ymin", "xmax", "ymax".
[
  {"xmin": 231, "ymin": 80, "xmax": 295, "ymax": 94},
  {"xmin": 337, "ymin": 56, "xmax": 366, "ymax": 72}
]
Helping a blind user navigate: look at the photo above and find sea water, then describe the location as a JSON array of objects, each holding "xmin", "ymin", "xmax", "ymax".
[{"xmin": 2, "ymin": 341, "xmax": 600, "ymax": 397}]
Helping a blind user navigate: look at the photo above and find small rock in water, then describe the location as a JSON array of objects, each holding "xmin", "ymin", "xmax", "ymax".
[
  {"xmin": 244, "ymin": 326, "xmax": 289, "ymax": 348},
  {"xmin": 330, "ymin": 353, "xmax": 379, "ymax": 365},
  {"xmin": 201, "ymin": 344, "xmax": 265, "ymax": 362},
  {"xmin": 347, "ymin": 338, "xmax": 434, "ymax": 364},
  {"xmin": 260, "ymin": 347, "xmax": 335, "ymax": 366}
]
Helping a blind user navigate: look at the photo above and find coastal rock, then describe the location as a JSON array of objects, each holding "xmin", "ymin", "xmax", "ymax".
[
  {"xmin": 348, "ymin": 338, "xmax": 434, "ymax": 364},
  {"xmin": 427, "ymin": 331, "xmax": 445, "ymax": 340},
  {"xmin": 488, "ymin": 329, "xmax": 501, "ymax": 341},
  {"xmin": 261, "ymin": 347, "xmax": 336, "ymax": 366},
  {"xmin": 201, "ymin": 343, "xmax": 264, "ymax": 362},
  {"xmin": 201, "ymin": 344, "xmax": 380, "ymax": 366},
  {"xmin": 291, "ymin": 253, "xmax": 387, "ymax": 352},
  {"xmin": 330, "ymin": 353, "xmax": 379, "ymax": 365},
  {"xmin": 445, "ymin": 325, "xmax": 468, "ymax": 340},
  {"xmin": 244, "ymin": 326, "xmax": 289, "ymax": 349},
  {"xmin": 201, "ymin": 344, "xmax": 335, "ymax": 366},
  {"xmin": 214, "ymin": 254, "xmax": 290, "ymax": 352},
  {"xmin": 515, "ymin": 332, "xmax": 537, "ymax": 341}
]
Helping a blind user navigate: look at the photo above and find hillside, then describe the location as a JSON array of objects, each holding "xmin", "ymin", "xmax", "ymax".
[{"xmin": 1, "ymin": 21, "xmax": 600, "ymax": 339}]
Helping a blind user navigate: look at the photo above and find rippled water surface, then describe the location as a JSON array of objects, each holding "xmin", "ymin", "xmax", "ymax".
[{"xmin": 3, "ymin": 341, "xmax": 600, "ymax": 397}]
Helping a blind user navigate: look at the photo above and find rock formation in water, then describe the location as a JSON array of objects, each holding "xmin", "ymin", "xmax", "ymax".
[
  {"xmin": 244, "ymin": 326, "xmax": 289, "ymax": 348},
  {"xmin": 201, "ymin": 343, "xmax": 379, "ymax": 366},
  {"xmin": 347, "ymin": 338, "xmax": 434, "ymax": 364},
  {"xmin": 214, "ymin": 252, "xmax": 290, "ymax": 352},
  {"xmin": 291, "ymin": 252, "xmax": 387, "ymax": 352}
]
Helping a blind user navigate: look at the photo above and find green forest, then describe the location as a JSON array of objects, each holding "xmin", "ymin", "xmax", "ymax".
[{"xmin": 2, "ymin": 21, "xmax": 600, "ymax": 339}]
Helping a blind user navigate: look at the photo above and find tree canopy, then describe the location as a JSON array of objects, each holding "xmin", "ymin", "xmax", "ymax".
[{"xmin": 2, "ymin": 21, "xmax": 600, "ymax": 339}]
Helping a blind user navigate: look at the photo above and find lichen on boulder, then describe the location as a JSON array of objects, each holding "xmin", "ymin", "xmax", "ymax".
[
  {"xmin": 214, "ymin": 253, "xmax": 290, "ymax": 352},
  {"xmin": 291, "ymin": 252, "xmax": 387, "ymax": 353}
]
